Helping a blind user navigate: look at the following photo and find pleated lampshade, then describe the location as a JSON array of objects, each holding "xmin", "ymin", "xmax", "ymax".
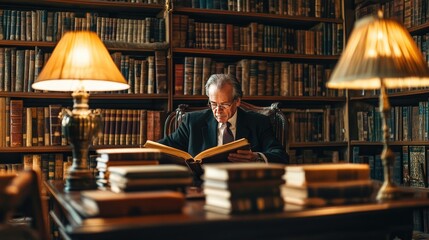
[
  {"xmin": 32, "ymin": 31, "xmax": 129, "ymax": 92},
  {"xmin": 326, "ymin": 13, "xmax": 429, "ymax": 89}
]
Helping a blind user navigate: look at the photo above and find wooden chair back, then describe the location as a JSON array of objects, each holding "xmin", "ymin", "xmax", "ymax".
[
  {"xmin": 0, "ymin": 170, "xmax": 50, "ymax": 240},
  {"xmin": 164, "ymin": 101, "xmax": 289, "ymax": 152}
]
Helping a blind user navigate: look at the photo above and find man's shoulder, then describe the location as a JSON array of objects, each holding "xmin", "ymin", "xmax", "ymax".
[
  {"xmin": 239, "ymin": 108, "xmax": 270, "ymax": 121},
  {"xmin": 184, "ymin": 108, "xmax": 212, "ymax": 121}
]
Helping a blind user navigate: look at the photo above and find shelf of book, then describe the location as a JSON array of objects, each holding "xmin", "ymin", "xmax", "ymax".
[
  {"xmin": 0, "ymin": 92, "xmax": 169, "ymax": 99},
  {"xmin": 351, "ymin": 141, "xmax": 429, "ymax": 147},
  {"xmin": 7, "ymin": 0, "xmax": 164, "ymax": 13},
  {"xmin": 172, "ymin": 48, "xmax": 341, "ymax": 60},
  {"xmin": 0, "ymin": 40, "xmax": 169, "ymax": 52},
  {"xmin": 168, "ymin": 0, "xmax": 346, "ymax": 162},
  {"xmin": 172, "ymin": 95, "xmax": 346, "ymax": 102},
  {"xmin": 0, "ymin": 0, "xmax": 169, "ymax": 180},
  {"xmin": 172, "ymin": 7, "xmax": 343, "ymax": 26},
  {"xmin": 349, "ymin": 89, "xmax": 429, "ymax": 101},
  {"xmin": 289, "ymin": 142, "xmax": 348, "ymax": 148}
]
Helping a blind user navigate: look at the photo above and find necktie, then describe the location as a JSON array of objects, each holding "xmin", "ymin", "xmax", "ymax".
[{"xmin": 222, "ymin": 122, "xmax": 234, "ymax": 144}]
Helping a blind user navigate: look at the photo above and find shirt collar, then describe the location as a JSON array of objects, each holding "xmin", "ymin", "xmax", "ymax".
[{"xmin": 218, "ymin": 110, "xmax": 238, "ymax": 129}]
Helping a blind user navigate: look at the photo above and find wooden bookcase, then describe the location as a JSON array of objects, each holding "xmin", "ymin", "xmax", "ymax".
[
  {"xmin": 0, "ymin": 0, "xmax": 169, "ymax": 178},
  {"xmin": 169, "ymin": 0, "xmax": 349, "ymax": 164},
  {"xmin": 0, "ymin": 0, "xmax": 351, "ymax": 173},
  {"xmin": 0, "ymin": 0, "xmax": 349, "ymax": 173}
]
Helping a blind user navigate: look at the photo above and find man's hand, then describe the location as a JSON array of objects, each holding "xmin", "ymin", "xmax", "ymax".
[{"xmin": 228, "ymin": 150, "xmax": 259, "ymax": 162}]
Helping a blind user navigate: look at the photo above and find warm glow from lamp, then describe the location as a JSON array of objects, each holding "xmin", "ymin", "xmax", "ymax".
[
  {"xmin": 327, "ymin": 13, "xmax": 429, "ymax": 201},
  {"xmin": 32, "ymin": 31, "xmax": 129, "ymax": 92},
  {"xmin": 32, "ymin": 31, "xmax": 129, "ymax": 191},
  {"xmin": 327, "ymin": 14, "xmax": 429, "ymax": 90}
]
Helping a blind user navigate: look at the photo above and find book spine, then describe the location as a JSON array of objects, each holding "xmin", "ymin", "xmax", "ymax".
[
  {"xmin": 155, "ymin": 50, "xmax": 167, "ymax": 94},
  {"xmin": 10, "ymin": 99, "xmax": 23, "ymax": 147}
]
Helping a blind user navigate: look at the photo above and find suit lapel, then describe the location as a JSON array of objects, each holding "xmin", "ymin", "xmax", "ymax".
[
  {"xmin": 236, "ymin": 108, "xmax": 250, "ymax": 140},
  {"xmin": 202, "ymin": 113, "xmax": 218, "ymax": 149}
]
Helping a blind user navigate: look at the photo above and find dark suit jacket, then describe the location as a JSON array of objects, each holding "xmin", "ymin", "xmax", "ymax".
[{"xmin": 159, "ymin": 108, "xmax": 288, "ymax": 163}]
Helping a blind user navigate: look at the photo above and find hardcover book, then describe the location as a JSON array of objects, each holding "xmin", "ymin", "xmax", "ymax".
[
  {"xmin": 281, "ymin": 180, "xmax": 375, "ymax": 199},
  {"xmin": 96, "ymin": 148, "xmax": 183, "ymax": 165},
  {"xmin": 78, "ymin": 190, "xmax": 185, "ymax": 217},
  {"xmin": 204, "ymin": 195, "xmax": 284, "ymax": 214},
  {"xmin": 203, "ymin": 178, "xmax": 285, "ymax": 191},
  {"xmin": 203, "ymin": 186, "xmax": 281, "ymax": 198},
  {"xmin": 202, "ymin": 162, "xmax": 285, "ymax": 181},
  {"xmin": 284, "ymin": 163, "xmax": 370, "ymax": 186},
  {"xmin": 107, "ymin": 164, "xmax": 191, "ymax": 179},
  {"xmin": 143, "ymin": 138, "xmax": 250, "ymax": 164}
]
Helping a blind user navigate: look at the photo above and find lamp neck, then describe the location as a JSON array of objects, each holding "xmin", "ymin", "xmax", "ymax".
[{"xmin": 71, "ymin": 90, "xmax": 90, "ymax": 111}]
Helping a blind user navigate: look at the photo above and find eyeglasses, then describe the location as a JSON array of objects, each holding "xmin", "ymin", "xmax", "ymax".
[{"xmin": 208, "ymin": 100, "xmax": 235, "ymax": 110}]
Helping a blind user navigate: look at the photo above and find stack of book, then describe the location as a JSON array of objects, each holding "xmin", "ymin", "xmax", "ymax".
[
  {"xmin": 282, "ymin": 163, "xmax": 374, "ymax": 208},
  {"xmin": 95, "ymin": 148, "xmax": 163, "ymax": 189},
  {"xmin": 202, "ymin": 163, "xmax": 285, "ymax": 214},
  {"xmin": 108, "ymin": 164, "xmax": 193, "ymax": 193}
]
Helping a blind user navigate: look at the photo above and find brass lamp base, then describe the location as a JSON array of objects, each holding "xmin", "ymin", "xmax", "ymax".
[
  {"xmin": 62, "ymin": 90, "xmax": 101, "ymax": 191},
  {"xmin": 65, "ymin": 170, "xmax": 97, "ymax": 191},
  {"xmin": 376, "ymin": 182, "xmax": 402, "ymax": 201},
  {"xmin": 376, "ymin": 84, "xmax": 414, "ymax": 201}
]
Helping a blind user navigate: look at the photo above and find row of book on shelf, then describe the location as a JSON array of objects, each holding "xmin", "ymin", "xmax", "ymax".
[
  {"xmin": 288, "ymin": 149, "xmax": 342, "ymax": 165},
  {"xmin": 355, "ymin": 0, "xmax": 423, "ymax": 29},
  {"xmin": 0, "ymin": 153, "xmax": 71, "ymax": 181},
  {"xmin": 286, "ymin": 107, "xmax": 345, "ymax": 143},
  {"xmin": 104, "ymin": 0, "xmax": 165, "ymax": 3},
  {"xmin": 0, "ymin": 98, "xmax": 165, "ymax": 147},
  {"xmin": 356, "ymin": 101, "xmax": 429, "ymax": 142},
  {"xmin": 0, "ymin": 9, "xmax": 165, "ymax": 43},
  {"xmin": 175, "ymin": 57, "xmax": 344, "ymax": 97},
  {"xmin": 352, "ymin": 145, "xmax": 428, "ymax": 188},
  {"xmin": 173, "ymin": 0, "xmax": 343, "ymax": 19},
  {"xmin": 173, "ymin": 15, "xmax": 343, "ymax": 56},
  {"xmin": 0, "ymin": 47, "xmax": 168, "ymax": 94}
]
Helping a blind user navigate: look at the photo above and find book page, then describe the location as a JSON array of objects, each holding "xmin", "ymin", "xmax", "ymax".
[
  {"xmin": 194, "ymin": 138, "xmax": 250, "ymax": 162},
  {"xmin": 144, "ymin": 140, "xmax": 192, "ymax": 160}
]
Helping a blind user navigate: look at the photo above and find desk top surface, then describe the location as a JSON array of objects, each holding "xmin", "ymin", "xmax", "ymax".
[{"xmin": 45, "ymin": 180, "xmax": 429, "ymax": 240}]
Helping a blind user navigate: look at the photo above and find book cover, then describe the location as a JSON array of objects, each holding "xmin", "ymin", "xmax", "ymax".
[
  {"xmin": 203, "ymin": 185, "xmax": 281, "ymax": 198},
  {"xmin": 203, "ymin": 178, "xmax": 284, "ymax": 191},
  {"xmin": 109, "ymin": 174, "xmax": 192, "ymax": 193},
  {"xmin": 10, "ymin": 99, "xmax": 23, "ymax": 147},
  {"xmin": 202, "ymin": 162, "xmax": 285, "ymax": 181},
  {"xmin": 143, "ymin": 138, "xmax": 250, "ymax": 164},
  {"xmin": 49, "ymin": 104, "xmax": 62, "ymax": 146},
  {"xmin": 409, "ymin": 146, "xmax": 426, "ymax": 187},
  {"xmin": 204, "ymin": 195, "xmax": 284, "ymax": 214},
  {"xmin": 284, "ymin": 163, "xmax": 370, "ymax": 186},
  {"xmin": 107, "ymin": 164, "xmax": 191, "ymax": 179},
  {"xmin": 78, "ymin": 190, "xmax": 185, "ymax": 217},
  {"xmin": 96, "ymin": 148, "xmax": 185, "ymax": 166},
  {"xmin": 281, "ymin": 180, "xmax": 374, "ymax": 200}
]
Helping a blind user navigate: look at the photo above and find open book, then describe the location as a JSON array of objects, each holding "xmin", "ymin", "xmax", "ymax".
[{"xmin": 143, "ymin": 138, "xmax": 250, "ymax": 164}]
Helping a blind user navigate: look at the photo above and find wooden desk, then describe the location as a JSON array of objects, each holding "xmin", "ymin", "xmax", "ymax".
[{"xmin": 45, "ymin": 180, "xmax": 429, "ymax": 240}]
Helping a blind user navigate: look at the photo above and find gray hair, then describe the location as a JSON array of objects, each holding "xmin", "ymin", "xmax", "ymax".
[{"xmin": 205, "ymin": 74, "xmax": 243, "ymax": 99}]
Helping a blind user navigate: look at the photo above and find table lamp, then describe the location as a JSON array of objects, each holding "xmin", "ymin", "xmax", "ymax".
[
  {"xmin": 32, "ymin": 31, "xmax": 129, "ymax": 191},
  {"xmin": 327, "ymin": 12, "xmax": 429, "ymax": 201}
]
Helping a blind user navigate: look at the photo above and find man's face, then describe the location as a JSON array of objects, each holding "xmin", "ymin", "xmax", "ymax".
[{"xmin": 207, "ymin": 83, "xmax": 241, "ymax": 123}]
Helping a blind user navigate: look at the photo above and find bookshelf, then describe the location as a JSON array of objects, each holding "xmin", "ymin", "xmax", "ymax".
[
  {"xmin": 169, "ymin": 0, "xmax": 349, "ymax": 163},
  {"xmin": 348, "ymin": 0, "xmax": 429, "ymax": 233},
  {"xmin": 0, "ymin": 1, "xmax": 351, "ymax": 171},
  {"xmin": 0, "ymin": 0, "xmax": 169, "ymax": 179}
]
